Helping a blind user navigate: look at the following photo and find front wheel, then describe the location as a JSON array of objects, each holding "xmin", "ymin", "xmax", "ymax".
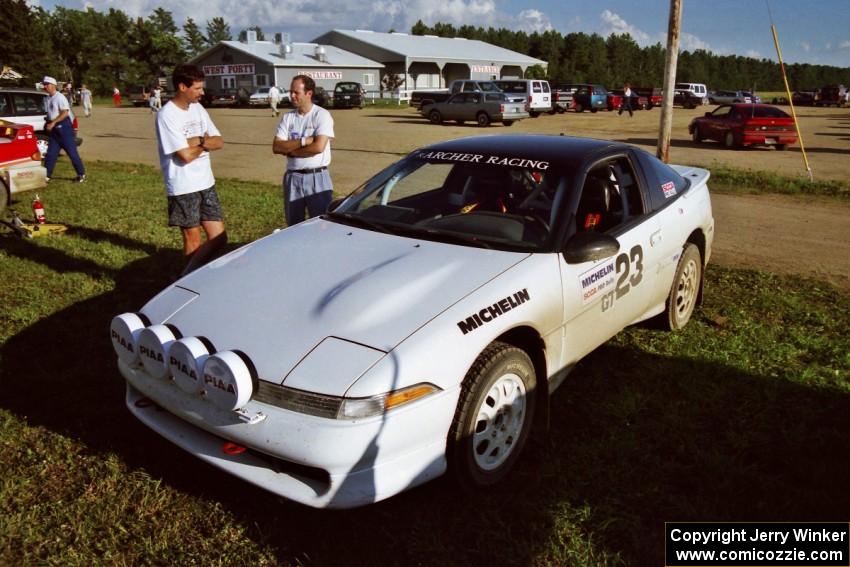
[
  {"xmin": 662, "ymin": 243, "xmax": 702, "ymax": 330},
  {"xmin": 476, "ymin": 112, "xmax": 491, "ymax": 127},
  {"xmin": 448, "ymin": 342, "xmax": 537, "ymax": 488},
  {"xmin": 692, "ymin": 127, "xmax": 702, "ymax": 143},
  {"xmin": 590, "ymin": 108, "xmax": 598, "ymax": 113},
  {"xmin": 575, "ymin": 103, "xmax": 584, "ymax": 113},
  {"xmin": 429, "ymin": 110, "xmax": 442, "ymax": 125},
  {"xmin": 502, "ymin": 120, "xmax": 514, "ymax": 127}
]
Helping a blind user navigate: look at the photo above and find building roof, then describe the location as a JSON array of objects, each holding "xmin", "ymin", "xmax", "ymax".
[
  {"xmin": 313, "ymin": 29, "xmax": 547, "ymax": 67},
  {"xmin": 190, "ymin": 41, "xmax": 384, "ymax": 69}
]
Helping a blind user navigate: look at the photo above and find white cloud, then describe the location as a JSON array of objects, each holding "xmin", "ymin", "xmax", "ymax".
[
  {"xmin": 800, "ymin": 41, "xmax": 811, "ymax": 52},
  {"xmin": 680, "ymin": 32, "xmax": 710, "ymax": 51},
  {"xmin": 517, "ymin": 9, "xmax": 553, "ymax": 33},
  {"xmin": 840, "ymin": 40, "xmax": 850, "ymax": 48},
  {"xmin": 599, "ymin": 9, "xmax": 652, "ymax": 44},
  {"xmin": 744, "ymin": 49, "xmax": 761, "ymax": 58}
]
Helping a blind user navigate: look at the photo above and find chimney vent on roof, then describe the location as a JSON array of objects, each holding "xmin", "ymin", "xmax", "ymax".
[
  {"xmin": 246, "ymin": 30, "xmax": 257, "ymax": 43},
  {"xmin": 280, "ymin": 43, "xmax": 292, "ymax": 59},
  {"xmin": 315, "ymin": 45, "xmax": 327, "ymax": 63}
]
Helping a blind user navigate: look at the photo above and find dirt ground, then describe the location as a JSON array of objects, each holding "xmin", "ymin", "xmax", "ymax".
[{"xmin": 75, "ymin": 104, "xmax": 850, "ymax": 290}]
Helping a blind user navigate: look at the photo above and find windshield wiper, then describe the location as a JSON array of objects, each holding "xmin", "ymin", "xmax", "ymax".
[
  {"xmin": 324, "ymin": 212, "xmax": 395, "ymax": 235},
  {"xmin": 418, "ymin": 228, "xmax": 494, "ymax": 249}
]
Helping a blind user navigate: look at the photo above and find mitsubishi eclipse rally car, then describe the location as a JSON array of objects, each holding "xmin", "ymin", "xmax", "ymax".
[{"xmin": 110, "ymin": 135, "xmax": 714, "ymax": 509}]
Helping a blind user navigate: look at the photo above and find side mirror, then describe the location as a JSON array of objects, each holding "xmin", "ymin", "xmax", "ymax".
[
  {"xmin": 327, "ymin": 197, "xmax": 345, "ymax": 213},
  {"xmin": 562, "ymin": 231, "xmax": 620, "ymax": 264}
]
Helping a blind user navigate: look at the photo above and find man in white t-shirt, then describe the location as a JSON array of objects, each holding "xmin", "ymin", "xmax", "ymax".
[
  {"xmin": 155, "ymin": 64, "xmax": 227, "ymax": 276},
  {"xmin": 272, "ymin": 75, "xmax": 334, "ymax": 226},
  {"xmin": 42, "ymin": 76, "xmax": 86, "ymax": 183},
  {"xmin": 269, "ymin": 84, "xmax": 281, "ymax": 117}
]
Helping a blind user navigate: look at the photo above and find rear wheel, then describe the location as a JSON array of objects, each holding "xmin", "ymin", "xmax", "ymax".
[
  {"xmin": 529, "ymin": 111, "xmax": 539, "ymax": 118},
  {"xmin": 724, "ymin": 131, "xmax": 739, "ymax": 149},
  {"xmin": 590, "ymin": 108, "xmax": 598, "ymax": 113},
  {"xmin": 502, "ymin": 120, "xmax": 514, "ymax": 127},
  {"xmin": 476, "ymin": 112, "xmax": 491, "ymax": 127},
  {"xmin": 575, "ymin": 103, "xmax": 584, "ymax": 113},
  {"xmin": 448, "ymin": 342, "xmax": 537, "ymax": 488},
  {"xmin": 662, "ymin": 244, "xmax": 702, "ymax": 330},
  {"xmin": 776, "ymin": 144, "xmax": 787, "ymax": 151},
  {"xmin": 429, "ymin": 110, "xmax": 442, "ymax": 125}
]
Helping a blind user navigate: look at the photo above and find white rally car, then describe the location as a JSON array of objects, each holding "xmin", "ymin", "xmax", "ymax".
[{"xmin": 110, "ymin": 135, "xmax": 714, "ymax": 508}]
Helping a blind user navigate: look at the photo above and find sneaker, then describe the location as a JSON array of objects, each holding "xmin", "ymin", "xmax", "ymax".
[
  {"xmin": 45, "ymin": 177, "xmax": 51, "ymax": 183},
  {"xmin": 74, "ymin": 174, "xmax": 86, "ymax": 183}
]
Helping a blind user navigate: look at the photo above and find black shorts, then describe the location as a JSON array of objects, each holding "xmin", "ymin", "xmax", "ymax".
[{"xmin": 167, "ymin": 186, "xmax": 223, "ymax": 227}]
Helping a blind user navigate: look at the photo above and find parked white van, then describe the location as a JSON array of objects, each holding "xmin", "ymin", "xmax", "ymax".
[
  {"xmin": 675, "ymin": 83, "xmax": 709, "ymax": 105},
  {"xmin": 494, "ymin": 79, "xmax": 552, "ymax": 117}
]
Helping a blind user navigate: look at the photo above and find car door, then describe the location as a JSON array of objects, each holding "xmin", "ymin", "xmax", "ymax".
[
  {"xmin": 443, "ymin": 93, "xmax": 466, "ymax": 121},
  {"xmin": 558, "ymin": 155, "xmax": 661, "ymax": 363},
  {"xmin": 704, "ymin": 105, "xmax": 732, "ymax": 142}
]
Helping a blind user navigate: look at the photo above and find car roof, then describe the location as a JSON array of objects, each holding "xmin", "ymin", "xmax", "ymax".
[
  {"xmin": 418, "ymin": 135, "xmax": 625, "ymax": 169},
  {"xmin": 0, "ymin": 88, "xmax": 46, "ymax": 95}
]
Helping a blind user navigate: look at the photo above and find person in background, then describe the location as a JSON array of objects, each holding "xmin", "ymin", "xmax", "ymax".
[
  {"xmin": 42, "ymin": 76, "xmax": 86, "ymax": 183},
  {"xmin": 272, "ymin": 74, "xmax": 335, "ymax": 226},
  {"xmin": 269, "ymin": 84, "xmax": 281, "ymax": 117},
  {"xmin": 80, "ymin": 84, "xmax": 92, "ymax": 117},
  {"xmin": 619, "ymin": 82, "xmax": 634, "ymax": 117},
  {"xmin": 155, "ymin": 64, "xmax": 227, "ymax": 276},
  {"xmin": 150, "ymin": 85, "xmax": 162, "ymax": 113},
  {"xmin": 112, "ymin": 85, "xmax": 121, "ymax": 107}
]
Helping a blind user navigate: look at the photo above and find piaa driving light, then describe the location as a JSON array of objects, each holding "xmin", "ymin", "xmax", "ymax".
[{"xmin": 202, "ymin": 351, "xmax": 254, "ymax": 411}]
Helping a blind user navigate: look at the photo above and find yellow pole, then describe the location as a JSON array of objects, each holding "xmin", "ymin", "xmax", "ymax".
[{"xmin": 771, "ymin": 24, "xmax": 812, "ymax": 180}]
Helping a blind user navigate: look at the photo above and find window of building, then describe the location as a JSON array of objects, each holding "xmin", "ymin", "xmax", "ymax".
[
  {"xmin": 363, "ymin": 73, "xmax": 375, "ymax": 86},
  {"xmin": 222, "ymin": 76, "xmax": 236, "ymax": 89},
  {"xmin": 255, "ymin": 74, "xmax": 268, "ymax": 87}
]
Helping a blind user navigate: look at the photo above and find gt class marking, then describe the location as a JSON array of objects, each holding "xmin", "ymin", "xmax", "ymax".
[
  {"xmin": 601, "ymin": 245, "xmax": 645, "ymax": 312},
  {"xmin": 457, "ymin": 289, "xmax": 531, "ymax": 335}
]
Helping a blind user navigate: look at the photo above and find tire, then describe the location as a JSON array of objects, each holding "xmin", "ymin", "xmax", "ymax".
[
  {"xmin": 590, "ymin": 108, "xmax": 598, "ymax": 113},
  {"xmin": 476, "ymin": 112, "xmax": 491, "ymax": 127},
  {"xmin": 36, "ymin": 134, "xmax": 49, "ymax": 157},
  {"xmin": 0, "ymin": 180, "xmax": 9, "ymax": 215},
  {"xmin": 662, "ymin": 244, "xmax": 702, "ymax": 330},
  {"xmin": 556, "ymin": 107, "xmax": 565, "ymax": 114},
  {"xmin": 429, "ymin": 110, "xmax": 442, "ymax": 125},
  {"xmin": 776, "ymin": 144, "xmax": 787, "ymax": 151},
  {"xmin": 692, "ymin": 127, "xmax": 702, "ymax": 143},
  {"xmin": 529, "ymin": 111, "xmax": 539, "ymax": 118},
  {"xmin": 547, "ymin": 109, "xmax": 556, "ymax": 115},
  {"xmin": 502, "ymin": 120, "xmax": 514, "ymax": 127},
  {"xmin": 448, "ymin": 342, "xmax": 537, "ymax": 487},
  {"xmin": 575, "ymin": 103, "xmax": 584, "ymax": 113},
  {"xmin": 724, "ymin": 131, "xmax": 739, "ymax": 149}
]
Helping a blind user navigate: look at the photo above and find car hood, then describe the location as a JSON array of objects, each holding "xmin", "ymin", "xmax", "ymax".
[{"xmin": 143, "ymin": 218, "xmax": 529, "ymax": 384}]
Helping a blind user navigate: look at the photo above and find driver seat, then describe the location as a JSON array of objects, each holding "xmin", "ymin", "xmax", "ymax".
[{"xmin": 576, "ymin": 175, "xmax": 614, "ymax": 232}]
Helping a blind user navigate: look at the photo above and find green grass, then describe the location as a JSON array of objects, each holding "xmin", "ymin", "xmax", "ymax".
[
  {"xmin": 709, "ymin": 165, "xmax": 850, "ymax": 198},
  {"xmin": 1, "ymin": 161, "xmax": 849, "ymax": 566}
]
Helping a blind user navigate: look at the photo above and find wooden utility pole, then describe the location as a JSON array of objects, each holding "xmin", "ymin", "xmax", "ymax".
[{"xmin": 657, "ymin": 0, "xmax": 683, "ymax": 162}]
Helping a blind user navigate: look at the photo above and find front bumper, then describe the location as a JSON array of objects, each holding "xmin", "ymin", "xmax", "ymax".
[{"xmin": 120, "ymin": 359, "xmax": 458, "ymax": 508}]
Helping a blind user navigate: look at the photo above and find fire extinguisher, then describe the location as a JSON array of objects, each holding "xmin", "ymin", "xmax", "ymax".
[{"xmin": 32, "ymin": 194, "xmax": 46, "ymax": 224}]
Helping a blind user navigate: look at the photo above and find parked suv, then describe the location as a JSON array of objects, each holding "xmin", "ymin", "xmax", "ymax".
[
  {"xmin": 816, "ymin": 85, "xmax": 847, "ymax": 107},
  {"xmin": 0, "ymin": 87, "xmax": 82, "ymax": 155},
  {"xmin": 493, "ymin": 79, "xmax": 552, "ymax": 117},
  {"xmin": 333, "ymin": 82, "xmax": 365, "ymax": 109},
  {"xmin": 708, "ymin": 90, "xmax": 752, "ymax": 104},
  {"xmin": 675, "ymin": 82, "xmax": 708, "ymax": 105},
  {"xmin": 555, "ymin": 84, "xmax": 608, "ymax": 113}
]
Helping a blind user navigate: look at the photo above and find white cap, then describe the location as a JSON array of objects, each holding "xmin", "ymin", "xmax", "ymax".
[{"xmin": 42, "ymin": 76, "xmax": 57, "ymax": 86}]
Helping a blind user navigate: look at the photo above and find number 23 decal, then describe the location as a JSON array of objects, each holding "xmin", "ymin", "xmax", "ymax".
[{"xmin": 601, "ymin": 245, "xmax": 643, "ymax": 312}]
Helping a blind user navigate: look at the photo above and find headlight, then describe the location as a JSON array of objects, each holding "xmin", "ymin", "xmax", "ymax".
[{"xmin": 253, "ymin": 382, "xmax": 441, "ymax": 420}]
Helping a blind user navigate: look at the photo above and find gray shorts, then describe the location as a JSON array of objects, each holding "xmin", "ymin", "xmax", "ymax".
[{"xmin": 167, "ymin": 186, "xmax": 223, "ymax": 227}]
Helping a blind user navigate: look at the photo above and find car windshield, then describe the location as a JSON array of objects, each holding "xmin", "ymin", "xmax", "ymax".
[{"xmin": 328, "ymin": 153, "xmax": 566, "ymax": 251}]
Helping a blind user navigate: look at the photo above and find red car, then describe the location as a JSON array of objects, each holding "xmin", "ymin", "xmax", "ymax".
[
  {"xmin": 635, "ymin": 87, "xmax": 663, "ymax": 109},
  {"xmin": 689, "ymin": 103, "xmax": 797, "ymax": 150},
  {"xmin": 606, "ymin": 91, "xmax": 623, "ymax": 111},
  {"xmin": 1, "ymin": 120, "xmax": 48, "ymax": 212}
]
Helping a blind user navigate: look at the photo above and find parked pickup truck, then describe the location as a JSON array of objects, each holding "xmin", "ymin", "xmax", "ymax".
[
  {"xmin": 411, "ymin": 80, "xmax": 502, "ymax": 109},
  {"xmin": 420, "ymin": 91, "xmax": 529, "ymax": 127}
]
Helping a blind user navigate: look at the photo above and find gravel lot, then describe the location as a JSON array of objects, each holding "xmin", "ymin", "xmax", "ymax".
[{"xmin": 73, "ymin": 103, "xmax": 850, "ymax": 290}]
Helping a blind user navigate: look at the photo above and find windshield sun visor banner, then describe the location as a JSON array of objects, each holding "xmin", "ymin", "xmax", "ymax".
[{"xmin": 412, "ymin": 150, "xmax": 549, "ymax": 171}]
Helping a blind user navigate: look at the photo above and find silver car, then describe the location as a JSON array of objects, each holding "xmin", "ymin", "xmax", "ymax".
[
  {"xmin": 708, "ymin": 90, "xmax": 752, "ymax": 104},
  {"xmin": 421, "ymin": 92, "xmax": 529, "ymax": 127}
]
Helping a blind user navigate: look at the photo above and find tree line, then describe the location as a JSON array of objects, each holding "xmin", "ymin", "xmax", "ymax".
[
  {"xmin": 2, "ymin": 0, "xmax": 847, "ymax": 96},
  {"xmin": 411, "ymin": 20, "xmax": 850, "ymax": 91}
]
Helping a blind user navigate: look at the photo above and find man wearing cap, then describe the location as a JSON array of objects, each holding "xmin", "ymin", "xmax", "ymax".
[
  {"xmin": 272, "ymin": 74, "xmax": 334, "ymax": 226},
  {"xmin": 42, "ymin": 76, "xmax": 86, "ymax": 183},
  {"xmin": 155, "ymin": 64, "xmax": 227, "ymax": 276}
]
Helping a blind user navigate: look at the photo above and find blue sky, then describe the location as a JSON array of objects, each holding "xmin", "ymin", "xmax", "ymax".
[{"xmin": 32, "ymin": 0, "xmax": 850, "ymax": 67}]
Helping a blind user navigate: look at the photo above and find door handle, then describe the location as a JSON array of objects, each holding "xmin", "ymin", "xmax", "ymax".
[{"xmin": 650, "ymin": 230, "xmax": 662, "ymax": 246}]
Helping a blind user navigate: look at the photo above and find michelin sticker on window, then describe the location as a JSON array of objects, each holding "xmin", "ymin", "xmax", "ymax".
[
  {"xmin": 662, "ymin": 181, "xmax": 677, "ymax": 198},
  {"xmin": 580, "ymin": 258, "xmax": 616, "ymax": 305}
]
